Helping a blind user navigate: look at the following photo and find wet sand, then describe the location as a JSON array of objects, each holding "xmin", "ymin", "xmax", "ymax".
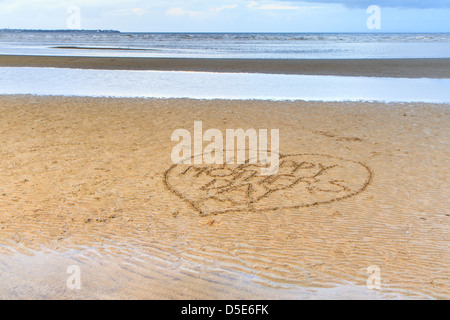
[
  {"xmin": 0, "ymin": 95, "xmax": 449, "ymax": 299},
  {"xmin": 1, "ymin": 55, "xmax": 450, "ymax": 78}
]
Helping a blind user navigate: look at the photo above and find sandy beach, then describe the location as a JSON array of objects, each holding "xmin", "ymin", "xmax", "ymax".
[
  {"xmin": 2, "ymin": 55, "xmax": 450, "ymax": 78},
  {"xmin": 0, "ymin": 95, "xmax": 448, "ymax": 299}
]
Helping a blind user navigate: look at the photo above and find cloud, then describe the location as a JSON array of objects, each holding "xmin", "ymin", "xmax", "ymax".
[
  {"xmin": 166, "ymin": 4, "xmax": 238, "ymax": 17},
  {"xmin": 166, "ymin": 7, "xmax": 185, "ymax": 16},
  {"xmin": 256, "ymin": 4, "xmax": 300, "ymax": 10},
  {"xmin": 109, "ymin": 7, "xmax": 147, "ymax": 16},
  {"xmin": 247, "ymin": 1, "xmax": 300, "ymax": 10},
  {"xmin": 131, "ymin": 8, "xmax": 146, "ymax": 16},
  {"xmin": 210, "ymin": 4, "xmax": 238, "ymax": 12},
  {"xmin": 285, "ymin": 0, "xmax": 450, "ymax": 9}
]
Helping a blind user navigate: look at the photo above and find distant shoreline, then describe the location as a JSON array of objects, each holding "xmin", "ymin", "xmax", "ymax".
[
  {"xmin": 0, "ymin": 29, "xmax": 120, "ymax": 33},
  {"xmin": 1, "ymin": 29, "xmax": 450, "ymax": 34},
  {"xmin": 1, "ymin": 55, "xmax": 450, "ymax": 78}
]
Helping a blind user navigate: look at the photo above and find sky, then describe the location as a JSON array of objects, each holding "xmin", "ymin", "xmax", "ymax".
[{"xmin": 0, "ymin": 0, "xmax": 450, "ymax": 32}]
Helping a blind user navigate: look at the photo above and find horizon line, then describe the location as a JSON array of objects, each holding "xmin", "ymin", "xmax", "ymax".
[{"xmin": 1, "ymin": 28, "xmax": 450, "ymax": 34}]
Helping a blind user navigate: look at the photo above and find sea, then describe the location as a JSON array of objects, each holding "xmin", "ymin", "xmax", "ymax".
[
  {"xmin": 1, "ymin": 30, "xmax": 450, "ymax": 101},
  {"xmin": 1, "ymin": 30, "xmax": 450, "ymax": 59}
]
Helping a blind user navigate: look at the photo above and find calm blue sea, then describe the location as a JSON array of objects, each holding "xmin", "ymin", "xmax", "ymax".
[
  {"xmin": 1, "ymin": 31, "xmax": 450, "ymax": 101},
  {"xmin": 1, "ymin": 30, "xmax": 450, "ymax": 59}
]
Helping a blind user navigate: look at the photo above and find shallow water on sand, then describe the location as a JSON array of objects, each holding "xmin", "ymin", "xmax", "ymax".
[
  {"xmin": 0, "ymin": 248, "xmax": 419, "ymax": 299},
  {"xmin": 1, "ymin": 67, "xmax": 450, "ymax": 102}
]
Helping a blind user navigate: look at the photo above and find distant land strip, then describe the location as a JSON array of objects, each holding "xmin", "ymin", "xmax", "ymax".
[{"xmin": 1, "ymin": 55, "xmax": 450, "ymax": 78}]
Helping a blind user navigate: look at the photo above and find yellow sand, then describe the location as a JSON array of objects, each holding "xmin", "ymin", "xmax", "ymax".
[
  {"xmin": 0, "ymin": 95, "xmax": 448, "ymax": 299},
  {"xmin": 1, "ymin": 55, "xmax": 450, "ymax": 78}
]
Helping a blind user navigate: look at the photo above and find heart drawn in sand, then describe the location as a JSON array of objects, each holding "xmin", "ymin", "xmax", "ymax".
[{"xmin": 164, "ymin": 153, "xmax": 373, "ymax": 216}]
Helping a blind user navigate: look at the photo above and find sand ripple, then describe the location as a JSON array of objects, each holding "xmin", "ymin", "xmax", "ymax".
[{"xmin": 0, "ymin": 95, "xmax": 448, "ymax": 299}]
